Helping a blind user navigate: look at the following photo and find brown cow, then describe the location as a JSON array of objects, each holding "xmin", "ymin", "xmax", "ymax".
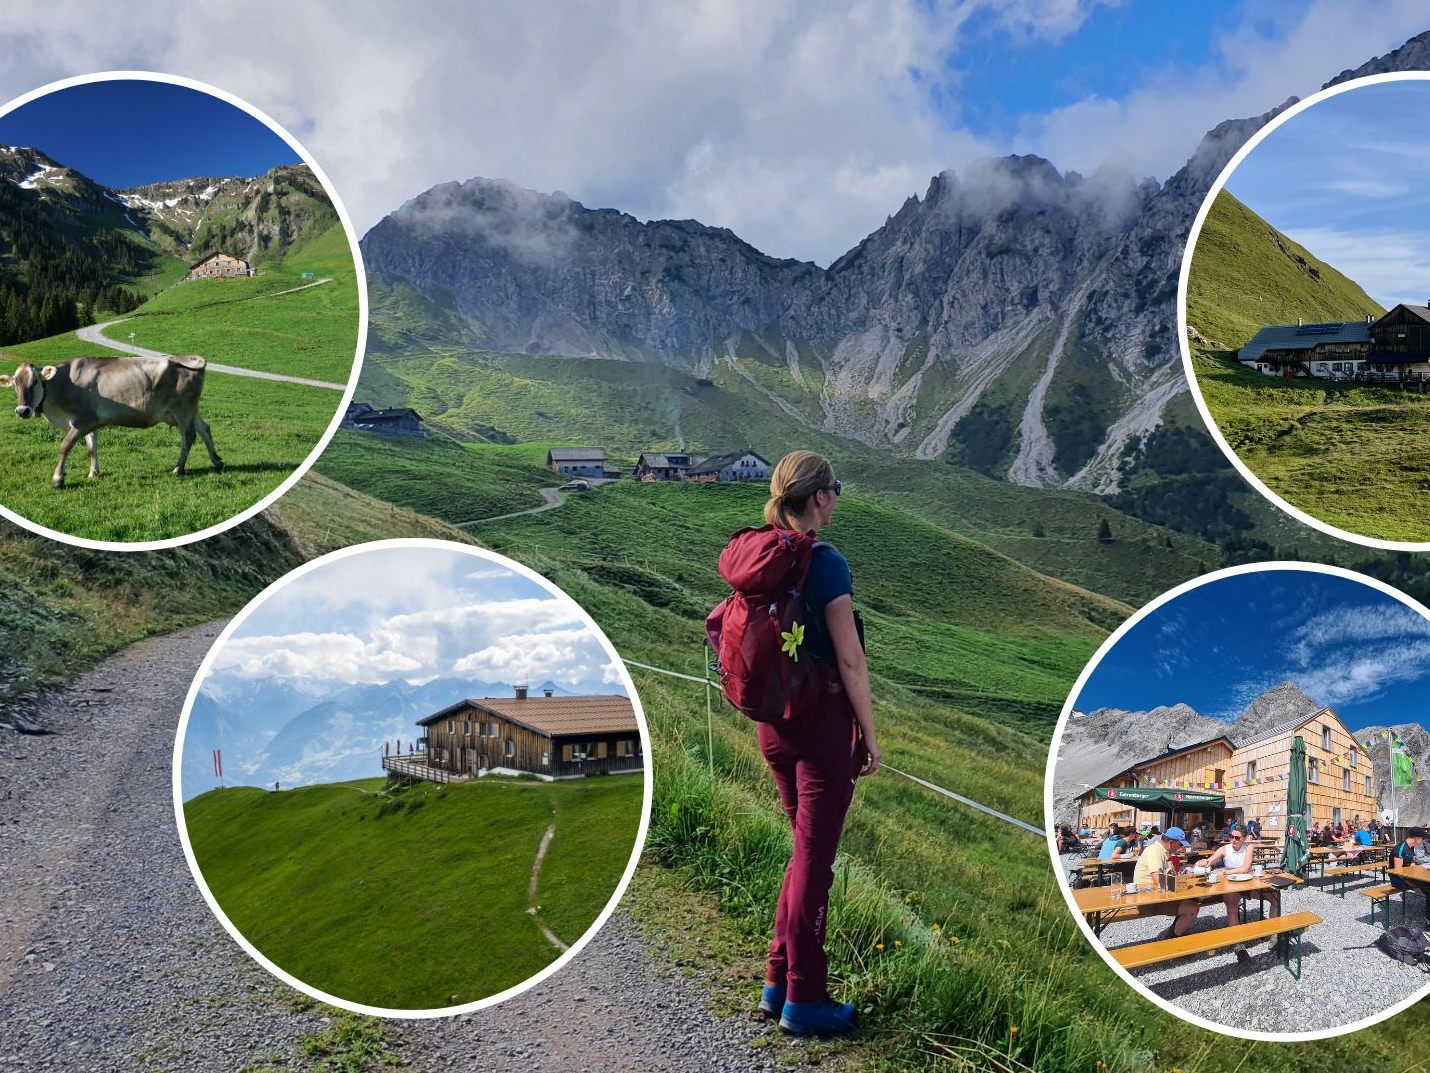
[{"xmin": 0, "ymin": 355, "xmax": 223, "ymax": 488}]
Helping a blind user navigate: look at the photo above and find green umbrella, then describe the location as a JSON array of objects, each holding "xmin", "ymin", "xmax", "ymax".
[{"xmin": 1281, "ymin": 735, "xmax": 1309, "ymax": 877}]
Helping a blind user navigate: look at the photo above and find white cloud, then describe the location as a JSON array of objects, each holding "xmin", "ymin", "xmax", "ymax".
[
  {"xmin": 213, "ymin": 630, "xmax": 424, "ymax": 683},
  {"xmin": 1015, "ymin": 1, "xmax": 1430, "ymax": 184},
  {"xmin": 1282, "ymin": 225, "xmax": 1430, "ymax": 307},
  {"xmin": 452, "ymin": 627, "xmax": 613, "ymax": 686}
]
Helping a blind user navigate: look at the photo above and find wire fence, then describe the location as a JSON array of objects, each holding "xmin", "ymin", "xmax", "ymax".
[{"xmin": 622, "ymin": 655, "xmax": 1045, "ymax": 839}]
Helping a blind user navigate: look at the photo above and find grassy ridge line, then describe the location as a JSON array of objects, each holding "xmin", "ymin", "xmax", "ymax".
[
  {"xmin": 184, "ymin": 775, "xmax": 642, "ymax": 1009},
  {"xmin": 1187, "ymin": 190, "xmax": 1383, "ymax": 349}
]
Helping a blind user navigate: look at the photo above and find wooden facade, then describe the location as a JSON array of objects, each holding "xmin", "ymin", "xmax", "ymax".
[
  {"xmin": 547, "ymin": 448, "xmax": 606, "ymax": 478},
  {"xmin": 1073, "ymin": 709, "xmax": 1375, "ymax": 838},
  {"xmin": 1366, "ymin": 304, "xmax": 1430, "ymax": 377},
  {"xmin": 415, "ymin": 688, "xmax": 642, "ymax": 780},
  {"xmin": 186, "ymin": 251, "xmax": 253, "ymax": 280}
]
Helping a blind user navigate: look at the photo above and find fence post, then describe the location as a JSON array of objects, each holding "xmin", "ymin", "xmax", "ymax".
[{"xmin": 704, "ymin": 643, "xmax": 714, "ymax": 778}]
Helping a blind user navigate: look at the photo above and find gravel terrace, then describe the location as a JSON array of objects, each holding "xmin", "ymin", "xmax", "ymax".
[
  {"xmin": 1058, "ymin": 852, "xmax": 1430, "ymax": 1032},
  {"xmin": 0, "ymin": 623, "xmax": 790, "ymax": 1072}
]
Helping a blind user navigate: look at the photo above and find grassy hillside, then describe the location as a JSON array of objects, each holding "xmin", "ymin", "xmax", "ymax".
[
  {"xmin": 1192, "ymin": 346, "xmax": 1430, "ymax": 541},
  {"xmin": 0, "ymin": 512, "xmax": 299, "ymax": 701},
  {"xmin": 113, "ymin": 224, "xmax": 360, "ymax": 383},
  {"xmin": 0, "ymin": 227, "xmax": 357, "ymax": 541},
  {"xmin": 184, "ymin": 774, "xmax": 641, "ymax": 1009},
  {"xmin": 1187, "ymin": 190, "xmax": 1383, "ymax": 349}
]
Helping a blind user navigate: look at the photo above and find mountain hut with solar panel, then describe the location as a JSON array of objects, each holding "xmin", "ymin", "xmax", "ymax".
[
  {"xmin": 1239, "ymin": 304, "xmax": 1430, "ymax": 382},
  {"xmin": 383, "ymin": 686, "xmax": 643, "ymax": 784}
]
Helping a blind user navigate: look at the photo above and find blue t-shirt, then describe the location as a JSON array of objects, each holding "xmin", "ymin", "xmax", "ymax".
[
  {"xmin": 1354, "ymin": 830, "xmax": 1372, "ymax": 846},
  {"xmin": 1098, "ymin": 837, "xmax": 1127, "ymax": 860},
  {"xmin": 801, "ymin": 544, "xmax": 853, "ymax": 661}
]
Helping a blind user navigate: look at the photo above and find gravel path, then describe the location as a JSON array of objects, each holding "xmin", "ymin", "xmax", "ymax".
[
  {"xmin": 1059, "ymin": 853, "xmax": 1430, "ymax": 1032},
  {"xmin": 456, "ymin": 486, "xmax": 566, "ymax": 527},
  {"xmin": 0, "ymin": 624, "xmax": 789, "ymax": 1072},
  {"xmin": 77, "ymin": 319, "xmax": 347, "ymax": 391}
]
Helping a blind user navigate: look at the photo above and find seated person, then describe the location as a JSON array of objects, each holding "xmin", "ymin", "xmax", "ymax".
[
  {"xmin": 1390, "ymin": 828, "xmax": 1425, "ymax": 901},
  {"xmin": 1196, "ymin": 829, "xmax": 1279, "ymax": 957},
  {"xmin": 1098, "ymin": 826, "xmax": 1132, "ymax": 860},
  {"xmin": 1132, "ymin": 825, "xmax": 1179, "ymax": 889}
]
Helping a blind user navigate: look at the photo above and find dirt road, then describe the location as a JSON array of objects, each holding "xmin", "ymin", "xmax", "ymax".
[{"xmin": 0, "ymin": 624, "xmax": 785, "ymax": 1072}]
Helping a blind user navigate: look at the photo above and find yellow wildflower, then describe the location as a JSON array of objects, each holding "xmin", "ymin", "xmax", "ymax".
[{"xmin": 875, "ymin": 943, "xmax": 884, "ymax": 952}]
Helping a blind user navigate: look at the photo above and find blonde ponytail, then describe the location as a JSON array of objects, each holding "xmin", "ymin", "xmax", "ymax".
[{"xmin": 763, "ymin": 450, "xmax": 835, "ymax": 530}]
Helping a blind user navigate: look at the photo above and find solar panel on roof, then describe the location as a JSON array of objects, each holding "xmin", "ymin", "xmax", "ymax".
[{"xmin": 1295, "ymin": 323, "xmax": 1344, "ymax": 335}]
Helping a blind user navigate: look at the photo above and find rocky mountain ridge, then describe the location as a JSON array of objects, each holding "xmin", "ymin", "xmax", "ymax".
[
  {"xmin": 0, "ymin": 145, "xmax": 336, "ymax": 266},
  {"xmin": 1051, "ymin": 681, "xmax": 1424, "ymax": 822},
  {"xmin": 361, "ymin": 31, "xmax": 1430, "ymax": 493}
]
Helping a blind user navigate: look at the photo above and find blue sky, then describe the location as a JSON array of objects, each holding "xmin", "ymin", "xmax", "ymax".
[
  {"xmin": 205, "ymin": 546, "xmax": 624, "ymax": 694},
  {"xmin": 1225, "ymin": 78, "xmax": 1430, "ymax": 308},
  {"xmin": 1075, "ymin": 569, "xmax": 1430, "ymax": 731},
  {"xmin": 0, "ymin": 2, "xmax": 1423, "ymax": 262},
  {"xmin": 0, "ymin": 79, "xmax": 299, "ymax": 188}
]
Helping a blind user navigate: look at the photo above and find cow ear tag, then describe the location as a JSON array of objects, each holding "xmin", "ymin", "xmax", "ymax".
[{"xmin": 39, "ymin": 366, "xmax": 56, "ymax": 380}]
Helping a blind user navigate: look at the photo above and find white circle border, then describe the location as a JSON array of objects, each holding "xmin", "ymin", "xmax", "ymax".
[
  {"xmin": 1042, "ymin": 559, "xmax": 1430, "ymax": 1042},
  {"xmin": 170, "ymin": 538, "xmax": 655, "ymax": 1019},
  {"xmin": 1177, "ymin": 71, "xmax": 1430, "ymax": 553},
  {"xmin": 0, "ymin": 70, "xmax": 367, "ymax": 553}
]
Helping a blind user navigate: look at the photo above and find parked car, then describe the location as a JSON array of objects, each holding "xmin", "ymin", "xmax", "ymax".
[{"xmin": 559, "ymin": 479, "xmax": 591, "ymax": 492}]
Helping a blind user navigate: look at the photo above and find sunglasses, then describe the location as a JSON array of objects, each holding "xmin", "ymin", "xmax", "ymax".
[{"xmin": 825, "ymin": 480, "xmax": 842, "ymax": 496}]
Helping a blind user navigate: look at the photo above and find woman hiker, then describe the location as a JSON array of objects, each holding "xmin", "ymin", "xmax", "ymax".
[{"xmin": 736, "ymin": 450, "xmax": 881, "ymax": 1036}]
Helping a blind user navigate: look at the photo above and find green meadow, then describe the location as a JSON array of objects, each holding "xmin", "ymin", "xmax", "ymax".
[
  {"xmin": 284, "ymin": 413, "xmax": 1426, "ymax": 1067},
  {"xmin": 0, "ymin": 225, "xmax": 357, "ymax": 541},
  {"xmin": 1186, "ymin": 189, "xmax": 1430, "ymax": 541},
  {"xmin": 1192, "ymin": 348, "xmax": 1430, "ymax": 542},
  {"xmin": 184, "ymin": 774, "xmax": 641, "ymax": 1010}
]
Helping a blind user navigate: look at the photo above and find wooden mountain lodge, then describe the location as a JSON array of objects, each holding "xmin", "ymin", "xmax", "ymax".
[
  {"xmin": 1238, "ymin": 304, "xmax": 1430, "ymax": 382},
  {"xmin": 383, "ymin": 686, "xmax": 642, "ymax": 783},
  {"xmin": 1076, "ymin": 706, "xmax": 1375, "ymax": 838},
  {"xmin": 546, "ymin": 448, "xmax": 610, "ymax": 479},
  {"xmin": 634, "ymin": 451, "xmax": 701, "ymax": 481},
  {"xmin": 687, "ymin": 451, "xmax": 771, "ymax": 483},
  {"xmin": 341, "ymin": 401, "xmax": 423, "ymax": 436},
  {"xmin": 186, "ymin": 251, "xmax": 254, "ymax": 280}
]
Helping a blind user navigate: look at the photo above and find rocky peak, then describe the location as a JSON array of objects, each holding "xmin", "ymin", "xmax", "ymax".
[{"xmin": 1230, "ymin": 682, "xmax": 1323, "ymax": 742}]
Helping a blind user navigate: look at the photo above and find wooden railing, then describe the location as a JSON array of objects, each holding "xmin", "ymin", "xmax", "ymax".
[{"xmin": 381, "ymin": 753, "xmax": 456, "ymax": 784}]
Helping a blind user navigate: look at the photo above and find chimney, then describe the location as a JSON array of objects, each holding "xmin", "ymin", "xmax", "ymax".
[
  {"xmin": 1297, "ymin": 317, "xmax": 1303, "ymax": 326},
  {"xmin": 543, "ymin": 688, "xmax": 554, "ymax": 698},
  {"xmin": 515, "ymin": 685, "xmax": 528, "ymax": 701}
]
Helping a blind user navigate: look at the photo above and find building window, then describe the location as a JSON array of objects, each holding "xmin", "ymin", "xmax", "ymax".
[
  {"xmin": 1365, "ymin": 775, "xmax": 1372, "ymax": 796},
  {"xmin": 1309, "ymin": 759, "xmax": 1319, "ymax": 784},
  {"xmin": 1322, "ymin": 725, "xmax": 1332, "ymax": 751},
  {"xmin": 447, "ymin": 719, "xmax": 454, "ymax": 734},
  {"xmin": 1245, "ymin": 760, "xmax": 1257, "ymax": 783},
  {"xmin": 1349, "ymin": 748, "xmax": 1357, "ymax": 768},
  {"xmin": 542, "ymin": 751, "xmax": 550, "ymax": 767},
  {"xmin": 505, "ymin": 738, "xmax": 515, "ymax": 758},
  {"xmin": 1332, "ymin": 806, "xmax": 1342, "ymax": 826},
  {"xmin": 464, "ymin": 719, "xmax": 472, "ymax": 735},
  {"xmin": 1342, "ymin": 769, "xmax": 1351, "ymax": 792}
]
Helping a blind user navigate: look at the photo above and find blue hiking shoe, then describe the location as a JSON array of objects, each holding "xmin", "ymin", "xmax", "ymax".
[
  {"xmin": 778, "ymin": 999, "xmax": 856, "ymax": 1036},
  {"xmin": 758, "ymin": 983, "xmax": 786, "ymax": 1019}
]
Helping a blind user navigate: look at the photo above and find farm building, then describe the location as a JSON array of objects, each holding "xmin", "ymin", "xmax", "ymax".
[
  {"xmin": 1364, "ymin": 303, "xmax": 1430, "ymax": 379},
  {"xmin": 186, "ymin": 252, "xmax": 254, "ymax": 280},
  {"xmin": 1074, "ymin": 706, "xmax": 1375, "ymax": 837},
  {"xmin": 395, "ymin": 686, "xmax": 642, "ymax": 781},
  {"xmin": 340, "ymin": 402, "xmax": 423, "ymax": 436},
  {"xmin": 1237, "ymin": 319, "xmax": 1371, "ymax": 378},
  {"xmin": 633, "ymin": 451, "xmax": 704, "ymax": 481},
  {"xmin": 687, "ymin": 451, "xmax": 771, "ymax": 483},
  {"xmin": 547, "ymin": 448, "xmax": 608, "ymax": 479}
]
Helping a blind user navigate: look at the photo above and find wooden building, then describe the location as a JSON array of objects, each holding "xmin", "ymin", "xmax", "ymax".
[
  {"xmin": 547, "ymin": 447, "xmax": 607, "ymax": 479},
  {"xmin": 341, "ymin": 402, "xmax": 423, "ymax": 436},
  {"xmin": 634, "ymin": 451, "xmax": 703, "ymax": 481},
  {"xmin": 412, "ymin": 686, "xmax": 642, "ymax": 780},
  {"xmin": 1237, "ymin": 319, "xmax": 1371, "ymax": 378},
  {"xmin": 1073, "ymin": 707, "xmax": 1375, "ymax": 838},
  {"xmin": 186, "ymin": 251, "xmax": 254, "ymax": 280},
  {"xmin": 1365, "ymin": 303, "xmax": 1430, "ymax": 378},
  {"xmin": 687, "ymin": 451, "xmax": 771, "ymax": 483}
]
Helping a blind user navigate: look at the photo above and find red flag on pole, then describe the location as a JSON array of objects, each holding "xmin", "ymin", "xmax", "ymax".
[{"xmin": 213, "ymin": 749, "xmax": 223, "ymax": 780}]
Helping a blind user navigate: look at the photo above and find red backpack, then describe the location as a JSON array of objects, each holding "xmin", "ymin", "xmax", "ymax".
[{"xmin": 706, "ymin": 526, "xmax": 833, "ymax": 723}]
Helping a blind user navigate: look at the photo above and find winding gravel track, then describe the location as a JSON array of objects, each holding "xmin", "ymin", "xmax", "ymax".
[
  {"xmin": 0, "ymin": 624, "xmax": 786, "ymax": 1072},
  {"xmin": 455, "ymin": 486, "xmax": 566, "ymax": 527},
  {"xmin": 76, "ymin": 318, "xmax": 347, "ymax": 391}
]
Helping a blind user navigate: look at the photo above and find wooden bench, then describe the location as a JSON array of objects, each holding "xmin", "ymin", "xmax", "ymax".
[
  {"xmin": 1323, "ymin": 861, "xmax": 1386, "ymax": 896},
  {"xmin": 1358, "ymin": 884, "xmax": 1409, "ymax": 929},
  {"xmin": 1110, "ymin": 911, "xmax": 1321, "ymax": 980}
]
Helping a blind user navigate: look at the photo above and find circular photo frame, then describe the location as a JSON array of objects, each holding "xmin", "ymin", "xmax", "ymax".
[
  {"xmin": 1044, "ymin": 560, "xmax": 1430, "ymax": 1041},
  {"xmin": 0, "ymin": 70, "xmax": 366, "ymax": 551},
  {"xmin": 171, "ymin": 538, "xmax": 652, "ymax": 1017},
  {"xmin": 1178, "ymin": 71, "xmax": 1430, "ymax": 551}
]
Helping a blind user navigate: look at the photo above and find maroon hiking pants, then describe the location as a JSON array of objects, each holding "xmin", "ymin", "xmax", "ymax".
[{"xmin": 757, "ymin": 693, "xmax": 862, "ymax": 1004}]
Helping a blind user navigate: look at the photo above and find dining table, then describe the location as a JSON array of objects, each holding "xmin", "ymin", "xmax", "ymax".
[{"xmin": 1073, "ymin": 870, "xmax": 1302, "ymax": 937}]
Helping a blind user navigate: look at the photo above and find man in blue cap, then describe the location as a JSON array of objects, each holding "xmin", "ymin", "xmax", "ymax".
[{"xmin": 1131, "ymin": 826, "xmax": 1205, "ymax": 940}]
